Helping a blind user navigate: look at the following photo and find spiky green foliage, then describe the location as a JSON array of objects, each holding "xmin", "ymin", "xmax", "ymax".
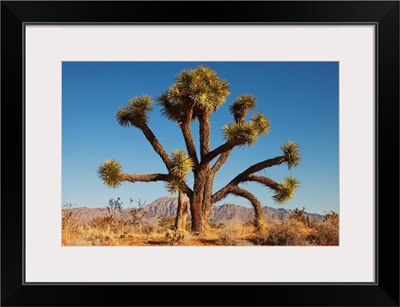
[
  {"xmin": 157, "ymin": 66, "xmax": 230, "ymax": 118},
  {"xmin": 98, "ymin": 159, "xmax": 122, "ymax": 188},
  {"xmin": 223, "ymin": 122, "xmax": 259, "ymax": 147},
  {"xmin": 229, "ymin": 95, "xmax": 257, "ymax": 123},
  {"xmin": 116, "ymin": 94, "xmax": 153, "ymax": 127},
  {"xmin": 250, "ymin": 113, "xmax": 270, "ymax": 135},
  {"xmin": 166, "ymin": 83, "xmax": 187, "ymax": 105},
  {"xmin": 187, "ymin": 66, "xmax": 230, "ymax": 110},
  {"xmin": 157, "ymin": 92, "xmax": 186, "ymax": 122},
  {"xmin": 273, "ymin": 175, "xmax": 300, "ymax": 204},
  {"xmin": 281, "ymin": 141, "xmax": 301, "ymax": 169},
  {"xmin": 166, "ymin": 177, "xmax": 187, "ymax": 195},
  {"xmin": 169, "ymin": 149, "xmax": 194, "ymax": 179},
  {"xmin": 116, "ymin": 108, "xmax": 134, "ymax": 127}
]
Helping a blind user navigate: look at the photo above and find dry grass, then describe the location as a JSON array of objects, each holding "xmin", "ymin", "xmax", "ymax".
[
  {"xmin": 62, "ymin": 210, "xmax": 339, "ymax": 246},
  {"xmin": 250, "ymin": 219, "xmax": 339, "ymax": 246}
]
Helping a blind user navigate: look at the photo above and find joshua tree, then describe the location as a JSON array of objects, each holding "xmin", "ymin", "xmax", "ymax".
[{"xmin": 98, "ymin": 65, "xmax": 300, "ymax": 234}]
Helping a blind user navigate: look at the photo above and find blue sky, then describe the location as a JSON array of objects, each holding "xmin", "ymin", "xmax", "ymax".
[{"xmin": 62, "ymin": 62, "xmax": 338, "ymax": 215}]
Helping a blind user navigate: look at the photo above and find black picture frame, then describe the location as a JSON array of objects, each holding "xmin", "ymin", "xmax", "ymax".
[{"xmin": 1, "ymin": 1, "xmax": 399, "ymax": 306}]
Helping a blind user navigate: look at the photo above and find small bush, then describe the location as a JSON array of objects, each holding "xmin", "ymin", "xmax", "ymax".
[
  {"xmin": 166, "ymin": 229, "xmax": 190, "ymax": 245},
  {"xmin": 309, "ymin": 218, "xmax": 339, "ymax": 246},
  {"xmin": 264, "ymin": 219, "xmax": 311, "ymax": 246},
  {"xmin": 157, "ymin": 215, "xmax": 175, "ymax": 231},
  {"xmin": 251, "ymin": 215, "xmax": 339, "ymax": 246},
  {"xmin": 218, "ymin": 224, "xmax": 250, "ymax": 246},
  {"xmin": 324, "ymin": 210, "xmax": 339, "ymax": 227},
  {"xmin": 209, "ymin": 222, "xmax": 226, "ymax": 229},
  {"xmin": 290, "ymin": 207, "xmax": 310, "ymax": 227}
]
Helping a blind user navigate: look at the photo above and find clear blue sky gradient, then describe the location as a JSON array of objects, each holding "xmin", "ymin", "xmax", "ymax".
[{"xmin": 62, "ymin": 62, "xmax": 339, "ymax": 215}]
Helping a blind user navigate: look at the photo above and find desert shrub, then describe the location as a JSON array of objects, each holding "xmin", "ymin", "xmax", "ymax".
[
  {"xmin": 129, "ymin": 207, "xmax": 146, "ymax": 226},
  {"xmin": 62, "ymin": 203, "xmax": 75, "ymax": 230},
  {"xmin": 89, "ymin": 216, "xmax": 114, "ymax": 231},
  {"xmin": 309, "ymin": 218, "xmax": 339, "ymax": 246},
  {"xmin": 166, "ymin": 229, "xmax": 190, "ymax": 245},
  {"xmin": 242, "ymin": 220, "xmax": 255, "ymax": 228},
  {"xmin": 263, "ymin": 219, "xmax": 312, "ymax": 246},
  {"xmin": 298, "ymin": 210, "xmax": 339, "ymax": 246},
  {"xmin": 62, "ymin": 203, "xmax": 87, "ymax": 245},
  {"xmin": 185, "ymin": 220, "xmax": 192, "ymax": 231},
  {"xmin": 209, "ymin": 222, "xmax": 226, "ymax": 229},
  {"xmin": 106, "ymin": 197, "xmax": 123, "ymax": 219},
  {"xmin": 86, "ymin": 232, "xmax": 107, "ymax": 246},
  {"xmin": 136, "ymin": 222, "xmax": 157, "ymax": 236},
  {"xmin": 127, "ymin": 197, "xmax": 147, "ymax": 226},
  {"xmin": 218, "ymin": 224, "xmax": 250, "ymax": 246},
  {"xmin": 324, "ymin": 210, "xmax": 339, "ymax": 227},
  {"xmin": 84, "ymin": 198, "xmax": 125, "ymax": 234},
  {"xmin": 290, "ymin": 206, "xmax": 310, "ymax": 227},
  {"xmin": 251, "ymin": 215, "xmax": 339, "ymax": 246},
  {"xmin": 157, "ymin": 215, "xmax": 175, "ymax": 231}
]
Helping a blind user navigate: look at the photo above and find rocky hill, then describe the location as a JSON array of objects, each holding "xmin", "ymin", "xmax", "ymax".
[{"xmin": 64, "ymin": 197, "xmax": 324, "ymax": 224}]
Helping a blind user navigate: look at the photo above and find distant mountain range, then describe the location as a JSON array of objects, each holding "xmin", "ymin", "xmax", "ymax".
[{"xmin": 65, "ymin": 197, "xmax": 324, "ymax": 224}]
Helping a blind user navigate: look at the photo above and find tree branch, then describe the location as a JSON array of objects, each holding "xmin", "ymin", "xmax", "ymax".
[
  {"xmin": 199, "ymin": 111, "xmax": 211, "ymax": 158},
  {"xmin": 230, "ymin": 156, "xmax": 286, "ymax": 185},
  {"xmin": 119, "ymin": 173, "xmax": 170, "ymax": 183},
  {"xmin": 219, "ymin": 186, "xmax": 264, "ymax": 228},
  {"xmin": 140, "ymin": 124, "xmax": 172, "ymax": 168},
  {"xmin": 119, "ymin": 172, "xmax": 193, "ymax": 198},
  {"xmin": 212, "ymin": 155, "xmax": 286, "ymax": 203},
  {"xmin": 202, "ymin": 141, "xmax": 236, "ymax": 164},
  {"xmin": 211, "ymin": 150, "xmax": 232, "ymax": 173},
  {"xmin": 244, "ymin": 174, "xmax": 281, "ymax": 190},
  {"xmin": 201, "ymin": 150, "xmax": 233, "ymax": 217},
  {"xmin": 179, "ymin": 108, "xmax": 199, "ymax": 166}
]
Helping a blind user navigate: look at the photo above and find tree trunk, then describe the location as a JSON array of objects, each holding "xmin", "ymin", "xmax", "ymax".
[
  {"xmin": 190, "ymin": 195, "xmax": 204, "ymax": 233},
  {"xmin": 231, "ymin": 186, "xmax": 265, "ymax": 230},
  {"xmin": 190, "ymin": 167, "xmax": 207, "ymax": 233},
  {"xmin": 202, "ymin": 174, "xmax": 213, "ymax": 226},
  {"xmin": 175, "ymin": 192, "xmax": 188, "ymax": 230},
  {"xmin": 203, "ymin": 150, "xmax": 232, "ymax": 224},
  {"xmin": 203, "ymin": 202, "xmax": 213, "ymax": 226}
]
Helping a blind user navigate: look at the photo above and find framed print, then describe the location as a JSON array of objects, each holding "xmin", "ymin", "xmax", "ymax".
[{"xmin": 1, "ymin": 1, "xmax": 399, "ymax": 306}]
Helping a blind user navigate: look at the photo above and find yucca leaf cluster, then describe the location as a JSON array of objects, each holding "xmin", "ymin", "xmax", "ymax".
[
  {"xmin": 116, "ymin": 94, "xmax": 153, "ymax": 128},
  {"xmin": 250, "ymin": 113, "xmax": 270, "ymax": 135},
  {"xmin": 158, "ymin": 66, "xmax": 230, "ymax": 122},
  {"xmin": 158, "ymin": 92, "xmax": 186, "ymax": 122},
  {"xmin": 167, "ymin": 149, "xmax": 194, "ymax": 194},
  {"xmin": 166, "ymin": 177, "xmax": 188, "ymax": 195},
  {"xmin": 281, "ymin": 141, "xmax": 301, "ymax": 169},
  {"xmin": 223, "ymin": 122, "xmax": 259, "ymax": 147},
  {"xmin": 229, "ymin": 95, "xmax": 257, "ymax": 124},
  {"xmin": 98, "ymin": 159, "xmax": 122, "ymax": 188},
  {"xmin": 169, "ymin": 149, "xmax": 194, "ymax": 179},
  {"xmin": 273, "ymin": 175, "xmax": 300, "ymax": 203},
  {"xmin": 223, "ymin": 95, "xmax": 270, "ymax": 147}
]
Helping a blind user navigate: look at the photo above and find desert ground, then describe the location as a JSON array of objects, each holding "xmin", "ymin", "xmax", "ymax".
[{"xmin": 62, "ymin": 204, "xmax": 339, "ymax": 246}]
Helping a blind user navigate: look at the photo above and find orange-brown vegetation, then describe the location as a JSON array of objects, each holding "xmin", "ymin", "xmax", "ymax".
[{"xmin": 62, "ymin": 206, "xmax": 339, "ymax": 246}]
